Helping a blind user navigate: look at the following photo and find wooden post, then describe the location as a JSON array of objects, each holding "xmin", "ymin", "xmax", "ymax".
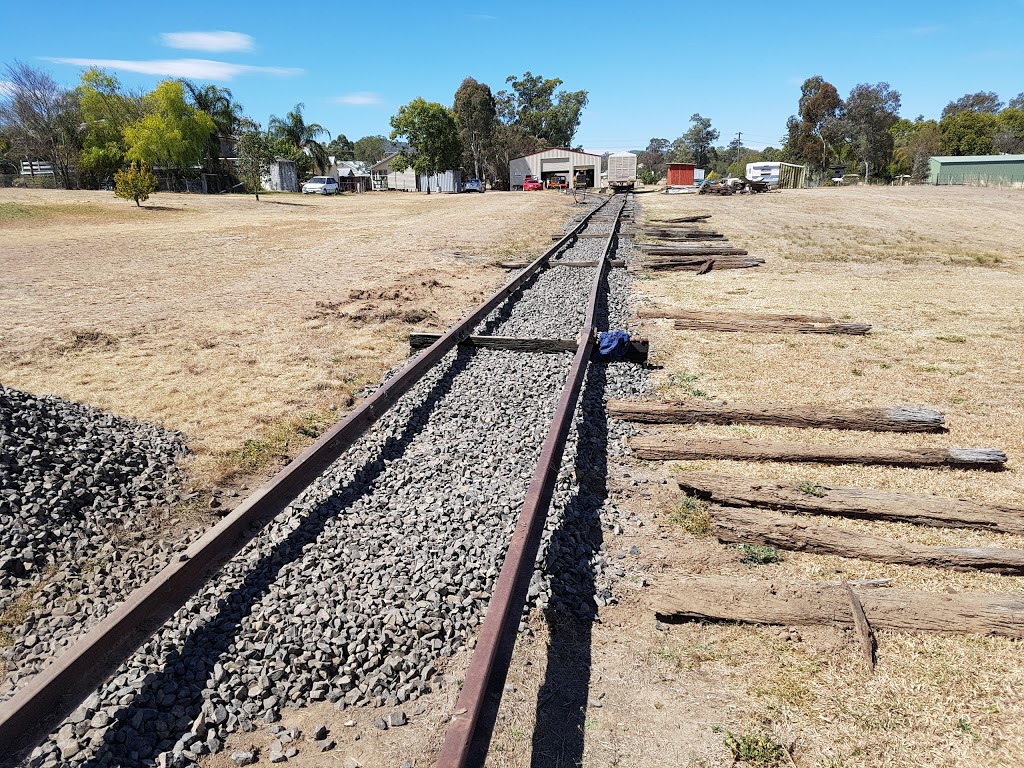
[
  {"xmin": 676, "ymin": 471, "xmax": 1024, "ymax": 535},
  {"xmin": 630, "ymin": 437, "xmax": 1007, "ymax": 469},
  {"xmin": 710, "ymin": 506, "xmax": 1024, "ymax": 574},
  {"xmin": 650, "ymin": 575, "xmax": 1024, "ymax": 638},
  {"xmin": 673, "ymin": 318, "xmax": 870, "ymax": 334},
  {"xmin": 606, "ymin": 401, "xmax": 945, "ymax": 432}
]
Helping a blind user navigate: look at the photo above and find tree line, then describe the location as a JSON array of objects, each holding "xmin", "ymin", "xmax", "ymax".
[{"xmin": 0, "ymin": 61, "xmax": 588, "ymax": 194}]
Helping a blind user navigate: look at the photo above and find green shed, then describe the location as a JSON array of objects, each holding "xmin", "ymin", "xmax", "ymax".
[{"xmin": 928, "ymin": 154, "xmax": 1024, "ymax": 186}]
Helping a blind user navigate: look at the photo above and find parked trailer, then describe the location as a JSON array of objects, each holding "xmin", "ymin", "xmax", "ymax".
[
  {"xmin": 745, "ymin": 161, "xmax": 807, "ymax": 189},
  {"xmin": 607, "ymin": 151, "xmax": 638, "ymax": 190}
]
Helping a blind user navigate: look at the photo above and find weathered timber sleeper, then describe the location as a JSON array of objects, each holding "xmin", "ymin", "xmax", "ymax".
[
  {"xmin": 676, "ymin": 471, "xmax": 1024, "ymax": 535},
  {"xmin": 638, "ymin": 308, "xmax": 837, "ymax": 323},
  {"xmin": 673, "ymin": 318, "xmax": 870, "ymax": 334},
  {"xmin": 650, "ymin": 575, "xmax": 1024, "ymax": 638},
  {"xmin": 710, "ymin": 506, "xmax": 1024, "ymax": 574},
  {"xmin": 409, "ymin": 333, "xmax": 649, "ymax": 362},
  {"xmin": 630, "ymin": 437, "xmax": 1007, "ymax": 469},
  {"xmin": 607, "ymin": 401, "xmax": 945, "ymax": 432}
]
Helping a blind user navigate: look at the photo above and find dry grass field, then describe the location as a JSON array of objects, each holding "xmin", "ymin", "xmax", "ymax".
[{"xmin": 0, "ymin": 188, "xmax": 573, "ymax": 489}]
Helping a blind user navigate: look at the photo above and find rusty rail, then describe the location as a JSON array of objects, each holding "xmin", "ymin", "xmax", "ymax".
[
  {"xmin": 0, "ymin": 196, "xmax": 614, "ymax": 767},
  {"xmin": 436, "ymin": 194, "xmax": 628, "ymax": 766}
]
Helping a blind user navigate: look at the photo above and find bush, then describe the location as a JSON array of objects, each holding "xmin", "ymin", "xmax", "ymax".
[{"xmin": 113, "ymin": 162, "xmax": 158, "ymax": 207}]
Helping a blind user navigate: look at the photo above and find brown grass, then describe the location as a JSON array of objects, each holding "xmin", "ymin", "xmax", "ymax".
[
  {"xmin": 592, "ymin": 185, "xmax": 1024, "ymax": 767},
  {"xmin": 0, "ymin": 188, "xmax": 574, "ymax": 486}
]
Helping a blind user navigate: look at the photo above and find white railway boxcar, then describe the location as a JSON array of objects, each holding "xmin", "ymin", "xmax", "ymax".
[{"xmin": 607, "ymin": 152, "xmax": 637, "ymax": 190}]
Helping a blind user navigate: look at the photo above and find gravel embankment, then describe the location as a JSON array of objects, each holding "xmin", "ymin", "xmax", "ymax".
[
  {"xmin": 23, "ymin": 196, "xmax": 649, "ymax": 768},
  {"xmin": 0, "ymin": 386, "xmax": 190, "ymax": 701}
]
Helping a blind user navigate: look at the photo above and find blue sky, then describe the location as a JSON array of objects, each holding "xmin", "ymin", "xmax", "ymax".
[{"xmin": 4, "ymin": 1, "xmax": 1023, "ymax": 152}]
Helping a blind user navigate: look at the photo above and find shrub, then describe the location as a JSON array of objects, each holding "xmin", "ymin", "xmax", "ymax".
[{"xmin": 113, "ymin": 162, "xmax": 158, "ymax": 207}]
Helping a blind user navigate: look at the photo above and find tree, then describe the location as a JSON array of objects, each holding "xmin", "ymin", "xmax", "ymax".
[
  {"xmin": 453, "ymin": 77, "xmax": 497, "ymax": 181},
  {"xmin": 326, "ymin": 134, "xmax": 355, "ymax": 161},
  {"xmin": 353, "ymin": 135, "xmax": 390, "ymax": 164},
  {"xmin": 77, "ymin": 68, "xmax": 144, "ymax": 188},
  {"xmin": 124, "ymin": 80, "xmax": 216, "ymax": 179},
  {"xmin": 180, "ymin": 79, "xmax": 244, "ymax": 186},
  {"xmin": 0, "ymin": 61, "xmax": 82, "ymax": 188},
  {"xmin": 842, "ymin": 82, "xmax": 901, "ymax": 182},
  {"xmin": 389, "ymin": 98, "xmax": 462, "ymax": 193},
  {"xmin": 891, "ymin": 118, "xmax": 942, "ymax": 179},
  {"xmin": 673, "ymin": 113, "xmax": 719, "ymax": 168},
  {"xmin": 235, "ymin": 124, "xmax": 273, "ymax": 200},
  {"xmin": 993, "ymin": 108, "xmax": 1024, "ymax": 154},
  {"xmin": 268, "ymin": 103, "xmax": 330, "ymax": 175},
  {"xmin": 784, "ymin": 76, "xmax": 844, "ymax": 171},
  {"xmin": 941, "ymin": 91, "xmax": 1003, "ymax": 119},
  {"xmin": 636, "ymin": 137, "xmax": 669, "ymax": 180},
  {"xmin": 497, "ymin": 71, "xmax": 588, "ymax": 147},
  {"xmin": 113, "ymin": 162, "xmax": 158, "ymax": 206},
  {"xmin": 940, "ymin": 110, "xmax": 998, "ymax": 155},
  {"xmin": 1010, "ymin": 93, "xmax": 1024, "ymax": 110}
]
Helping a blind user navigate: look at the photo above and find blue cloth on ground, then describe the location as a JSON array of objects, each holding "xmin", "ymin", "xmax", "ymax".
[{"xmin": 597, "ymin": 330, "xmax": 631, "ymax": 358}]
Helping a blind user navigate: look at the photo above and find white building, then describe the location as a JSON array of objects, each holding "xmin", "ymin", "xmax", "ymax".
[{"xmin": 509, "ymin": 148, "xmax": 602, "ymax": 190}]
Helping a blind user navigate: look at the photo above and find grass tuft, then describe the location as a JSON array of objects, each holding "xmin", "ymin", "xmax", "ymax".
[
  {"xmin": 723, "ymin": 731, "xmax": 787, "ymax": 765},
  {"xmin": 667, "ymin": 496, "xmax": 711, "ymax": 535},
  {"xmin": 736, "ymin": 544, "xmax": 781, "ymax": 565}
]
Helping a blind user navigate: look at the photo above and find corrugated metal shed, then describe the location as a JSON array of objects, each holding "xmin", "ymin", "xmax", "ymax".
[
  {"xmin": 418, "ymin": 170, "xmax": 463, "ymax": 193},
  {"xmin": 509, "ymin": 148, "xmax": 602, "ymax": 189},
  {"xmin": 667, "ymin": 163, "xmax": 695, "ymax": 186},
  {"xmin": 929, "ymin": 154, "xmax": 1024, "ymax": 185}
]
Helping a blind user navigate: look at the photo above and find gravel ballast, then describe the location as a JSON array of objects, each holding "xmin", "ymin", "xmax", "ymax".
[{"xmin": 20, "ymin": 195, "xmax": 649, "ymax": 768}]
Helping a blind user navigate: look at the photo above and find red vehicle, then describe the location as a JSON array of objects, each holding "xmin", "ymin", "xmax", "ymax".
[{"xmin": 523, "ymin": 177, "xmax": 543, "ymax": 191}]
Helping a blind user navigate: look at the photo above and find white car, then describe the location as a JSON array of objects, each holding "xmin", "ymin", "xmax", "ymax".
[
  {"xmin": 464, "ymin": 178, "xmax": 484, "ymax": 193},
  {"xmin": 302, "ymin": 177, "xmax": 340, "ymax": 195}
]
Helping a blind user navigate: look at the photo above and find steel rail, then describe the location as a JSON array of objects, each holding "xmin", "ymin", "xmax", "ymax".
[
  {"xmin": 436, "ymin": 194, "xmax": 628, "ymax": 767},
  {"xmin": 0, "ymin": 195, "xmax": 614, "ymax": 766}
]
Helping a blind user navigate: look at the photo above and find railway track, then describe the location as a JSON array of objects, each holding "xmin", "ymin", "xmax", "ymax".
[{"xmin": 0, "ymin": 192, "xmax": 642, "ymax": 768}]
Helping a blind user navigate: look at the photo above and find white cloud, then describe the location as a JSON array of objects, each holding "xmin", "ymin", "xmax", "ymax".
[
  {"xmin": 160, "ymin": 31, "xmax": 255, "ymax": 52},
  {"xmin": 46, "ymin": 57, "xmax": 301, "ymax": 81},
  {"xmin": 333, "ymin": 92, "xmax": 381, "ymax": 105}
]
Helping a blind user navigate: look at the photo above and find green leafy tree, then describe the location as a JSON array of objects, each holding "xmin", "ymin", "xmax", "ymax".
[
  {"xmin": 0, "ymin": 61, "xmax": 82, "ymax": 188},
  {"xmin": 326, "ymin": 134, "xmax": 355, "ymax": 161},
  {"xmin": 891, "ymin": 117, "xmax": 942, "ymax": 179},
  {"xmin": 268, "ymin": 103, "xmax": 330, "ymax": 175},
  {"xmin": 637, "ymin": 137, "xmax": 669, "ymax": 180},
  {"xmin": 113, "ymin": 162, "xmax": 158, "ymax": 206},
  {"xmin": 1009, "ymin": 93, "xmax": 1024, "ymax": 110},
  {"xmin": 267, "ymin": 136, "xmax": 312, "ymax": 177},
  {"xmin": 940, "ymin": 110, "xmax": 998, "ymax": 155},
  {"xmin": 389, "ymin": 98, "xmax": 462, "ymax": 193},
  {"xmin": 77, "ymin": 68, "xmax": 144, "ymax": 187},
  {"xmin": 124, "ymin": 80, "xmax": 216, "ymax": 179},
  {"xmin": 784, "ymin": 76, "xmax": 844, "ymax": 171},
  {"xmin": 453, "ymin": 77, "xmax": 497, "ymax": 181},
  {"xmin": 842, "ymin": 82, "xmax": 901, "ymax": 182},
  {"xmin": 993, "ymin": 108, "xmax": 1024, "ymax": 154},
  {"xmin": 353, "ymin": 135, "xmax": 390, "ymax": 164},
  {"xmin": 671, "ymin": 113, "xmax": 719, "ymax": 168},
  {"xmin": 497, "ymin": 71, "xmax": 588, "ymax": 147},
  {"xmin": 235, "ymin": 124, "xmax": 273, "ymax": 200},
  {"xmin": 941, "ymin": 91, "xmax": 1003, "ymax": 119}
]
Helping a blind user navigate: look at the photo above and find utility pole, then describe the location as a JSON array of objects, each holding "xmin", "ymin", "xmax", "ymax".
[{"xmin": 734, "ymin": 132, "xmax": 742, "ymax": 170}]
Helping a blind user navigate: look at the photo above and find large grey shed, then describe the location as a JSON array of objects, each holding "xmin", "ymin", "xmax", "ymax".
[
  {"xmin": 263, "ymin": 158, "xmax": 298, "ymax": 192},
  {"xmin": 509, "ymin": 148, "xmax": 602, "ymax": 190}
]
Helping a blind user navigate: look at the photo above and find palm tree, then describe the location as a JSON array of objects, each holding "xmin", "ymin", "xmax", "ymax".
[
  {"xmin": 268, "ymin": 103, "xmax": 331, "ymax": 175},
  {"xmin": 180, "ymin": 80, "xmax": 245, "ymax": 185}
]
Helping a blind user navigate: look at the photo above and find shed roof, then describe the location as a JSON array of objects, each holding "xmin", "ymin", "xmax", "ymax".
[
  {"xmin": 930, "ymin": 154, "xmax": 1024, "ymax": 163},
  {"xmin": 513, "ymin": 147, "xmax": 602, "ymax": 160},
  {"xmin": 369, "ymin": 152, "xmax": 402, "ymax": 172}
]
